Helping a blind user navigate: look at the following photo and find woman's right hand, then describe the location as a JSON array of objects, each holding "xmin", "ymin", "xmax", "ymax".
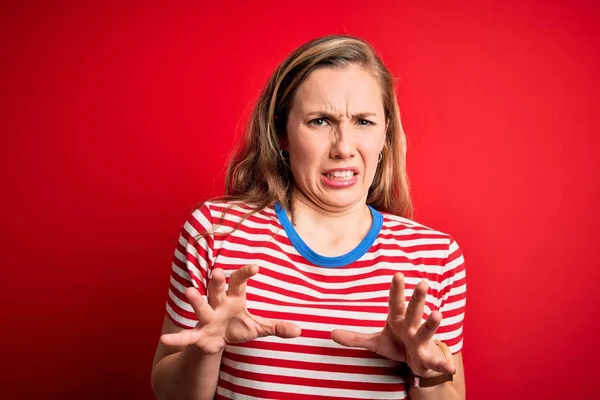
[{"xmin": 160, "ymin": 264, "xmax": 301, "ymax": 354}]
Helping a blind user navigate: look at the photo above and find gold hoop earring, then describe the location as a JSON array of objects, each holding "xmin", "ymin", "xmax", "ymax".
[{"xmin": 378, "ymin": 152, "xmax": 383, "ymax": 164}]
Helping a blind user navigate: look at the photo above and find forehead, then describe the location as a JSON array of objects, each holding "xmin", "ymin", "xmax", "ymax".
[{"xmin": 292, "ymin": 65, "xmax": 384, "ymax": 113}]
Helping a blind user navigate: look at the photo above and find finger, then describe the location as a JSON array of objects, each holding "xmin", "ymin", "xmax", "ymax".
[
  {"xmin": 160, "ymin": 329, "xmax": 203, "ymax": 348},
  {"xmin": 185, "ymin": 287, "xmax": 213, "ymax": 325},
  {"xmin": 405, "ymin": 280, "xmax": 428, "ymax": 330},
  {"xmin": 388, "ymin": 273, "xmax": 406, "ymax": 319},
  {"xmin": 254, "ymin": 315, "xmax": 302, "ymax": 339},
  {"xmin": 331, "ymin": 329, "xmax": 379, "ymax": 353},
  {"xmin": 207, "ymin": 268, "xmax": 227, "ymax": 308},
  {"xmin": 415, "ymin": 310, "xmax": 442, "ymax": 344},
  {"xmin": 227, "ymin": 264, "xmax": 259, "ymax": 297}
]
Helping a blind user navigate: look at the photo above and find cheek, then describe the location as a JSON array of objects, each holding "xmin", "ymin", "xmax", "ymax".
[
  {"xmin": 291, "ymin": 141, "xmax": 312, "ymax": 162},
  {"xmin": 363, "ymin": 131, "xmax": 386, "ymax": 158},
  {"xmin": 289, "ymin": 132, "xmax": 324, "ymax": 167}
]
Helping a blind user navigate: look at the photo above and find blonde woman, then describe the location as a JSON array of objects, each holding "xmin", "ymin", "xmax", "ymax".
[{"xmin": 151, "ymin": 34, "xmax": 466, "ymax": 400}]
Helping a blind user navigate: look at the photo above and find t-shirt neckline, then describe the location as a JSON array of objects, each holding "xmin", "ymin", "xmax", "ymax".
[{"xmin": 273, "ymin": 202, "xmax": 383, "ymax": 268}]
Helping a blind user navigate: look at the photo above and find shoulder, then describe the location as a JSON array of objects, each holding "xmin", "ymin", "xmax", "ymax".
[
  {"xmin": 189, "ymin": 199, "xmax": 278, "ymax": 232},
  {"xmin": 377, "ymin": 210, "xmax": 464, "ymax": 261},
  {"xmin": 377, "ymin": 212, "xmax": 467, "ymax": 295},
  {"xmin": 378, "ymin": 211, "xmax": 455, "ymax": 243}
]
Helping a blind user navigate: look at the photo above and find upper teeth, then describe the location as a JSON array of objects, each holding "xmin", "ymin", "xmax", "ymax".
[{"xmin": 328, "ymin": 171, "xmax": 354, "ymax": 178}]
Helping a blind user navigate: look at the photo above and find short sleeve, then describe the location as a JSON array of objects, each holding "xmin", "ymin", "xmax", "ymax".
[
  {"xmin": 434, "ymin": 238, "xmax": 467, "ymax": 354},
  {"xmin": 165, "ymin": 203, "xmax": 214, "ymax": 329}
]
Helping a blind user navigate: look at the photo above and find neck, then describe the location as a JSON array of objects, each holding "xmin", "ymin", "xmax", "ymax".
[{"xmin": 286, "ymin": 189, "xmax": 373, "ymax": 257}]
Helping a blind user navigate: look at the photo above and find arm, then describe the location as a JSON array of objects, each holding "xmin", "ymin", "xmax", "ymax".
[
  {"xmin": 408, "ymin": 238, "xmax": 467, "ymax": 399},
  {"xmin": 150, "ymin": 206, "xmax": 219, "ymax": 400},
  {"xmin": 151, "ymin": 317, "xmax": 222, "ymax": 400}
]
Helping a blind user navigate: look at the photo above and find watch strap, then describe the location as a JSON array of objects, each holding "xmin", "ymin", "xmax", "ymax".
[{"xmin": 409, "ymin": 371, "xmax": 454, "ymax": 388}]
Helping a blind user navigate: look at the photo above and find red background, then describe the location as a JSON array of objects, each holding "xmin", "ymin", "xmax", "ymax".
[{"xmin": 2, "ymin": 1, "xmax": 599, "ymax": 399}]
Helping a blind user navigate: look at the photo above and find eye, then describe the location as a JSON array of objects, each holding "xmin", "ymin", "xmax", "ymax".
[
  {"xmin": 309, "ymin": 118, "xmax": 329, "ymax": 127},
  {"xmin": 358, "ymin": 119, "xmax": 375, "ymax": 126}
]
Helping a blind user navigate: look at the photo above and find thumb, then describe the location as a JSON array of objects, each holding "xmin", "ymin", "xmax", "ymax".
[
  {"xmin": 331, "ymin": 329, "xmax": 379, "ymax": 352},
  {"xmin": 255, "ymin": 316, "xmax": 302, "ymax": 339},
  {"xmin": 270, "ymin": 321, "xmax": 302, "ymax": 339},
  {"xmin": 160, "ymin": 329, "xmax": 203, "ymax": 347}
]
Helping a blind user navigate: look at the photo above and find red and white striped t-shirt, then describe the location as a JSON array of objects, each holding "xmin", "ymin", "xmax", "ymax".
[{"xmin": 166, "ymin": 201, "xmax": 467, "ymax": 399}]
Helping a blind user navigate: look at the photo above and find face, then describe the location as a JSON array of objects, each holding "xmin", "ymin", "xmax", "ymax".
[{"xmin": 284, "ymin": 64, "xmax": 387, "ymax": 213}]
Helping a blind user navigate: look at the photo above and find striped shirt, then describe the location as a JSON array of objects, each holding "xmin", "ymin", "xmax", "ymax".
[{"xmin": 166, "ymin": 201, "xmax": 467, "ymax": 399}]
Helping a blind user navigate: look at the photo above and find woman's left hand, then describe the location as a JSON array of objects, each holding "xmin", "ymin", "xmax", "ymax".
[{"xmin": 331, "ymin": 272, "xmax": 456, "ymax": 378}]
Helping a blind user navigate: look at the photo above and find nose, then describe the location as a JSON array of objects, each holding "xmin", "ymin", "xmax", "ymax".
[{"xmin": 330, "ymin": 122, "xmax": 355, "ymax": 159}]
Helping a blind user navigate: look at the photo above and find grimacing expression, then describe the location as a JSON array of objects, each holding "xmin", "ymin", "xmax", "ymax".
[{"xmin": 284, "ymin": 65, "xmax": 387, "ymax": 212}]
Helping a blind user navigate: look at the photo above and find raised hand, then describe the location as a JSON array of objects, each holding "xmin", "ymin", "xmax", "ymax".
[
  {"xmin": 160, "ymin": 264, "xmax": 302, "ymax": 354},
  {"xmin": 331, "ymin": 272, "xmax": 455, "ymax": 378}
]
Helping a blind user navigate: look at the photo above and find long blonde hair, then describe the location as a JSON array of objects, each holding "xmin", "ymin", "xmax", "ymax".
[{"xmin": 208, "ymin": 34, "xmax": 412, "ymax": 230}]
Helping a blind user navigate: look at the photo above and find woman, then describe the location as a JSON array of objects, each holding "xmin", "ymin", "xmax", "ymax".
[{"xmin": 151, "ymin": 34, "xmax": 466, "ymax": 399}]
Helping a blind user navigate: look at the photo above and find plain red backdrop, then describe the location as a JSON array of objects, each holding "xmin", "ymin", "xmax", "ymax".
[{"xmin": 1, "ymin": 1, "xmax": 599, "ymax": 399}]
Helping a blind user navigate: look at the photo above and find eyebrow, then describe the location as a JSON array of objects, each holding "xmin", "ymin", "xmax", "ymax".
[{"xmin": 305, "ymin": 111, "xmax": 378, "ymax": 119}]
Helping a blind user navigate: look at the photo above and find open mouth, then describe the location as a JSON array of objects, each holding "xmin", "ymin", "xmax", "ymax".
[{"xmin": 324, "ymin": 170, "xmax": 357, "ymax": 181}]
